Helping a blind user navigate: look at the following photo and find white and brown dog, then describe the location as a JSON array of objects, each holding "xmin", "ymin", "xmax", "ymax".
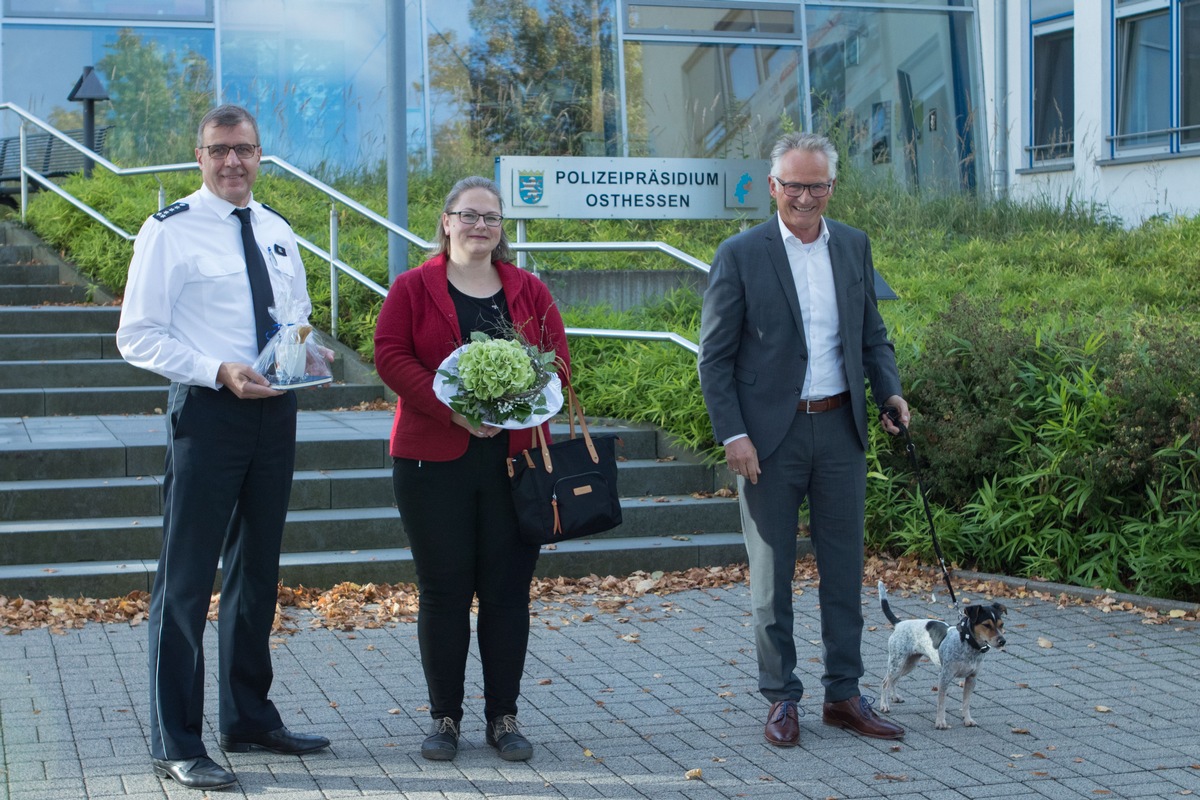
[{"xmin": 877, "ymin": 581, "xmax": 1007, "ymax": 729}]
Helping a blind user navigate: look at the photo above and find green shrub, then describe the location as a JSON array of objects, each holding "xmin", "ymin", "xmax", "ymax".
[{"xmin": 21, "ymin": 161, "xmax": 1200, "ymax": 601}]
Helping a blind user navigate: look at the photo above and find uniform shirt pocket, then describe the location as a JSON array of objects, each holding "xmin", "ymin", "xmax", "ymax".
[{"xmin": 194, "ymin": 256, "xmax": 243, "ymax": 278}]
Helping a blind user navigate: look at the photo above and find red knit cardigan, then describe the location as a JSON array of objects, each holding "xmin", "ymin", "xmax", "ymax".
[{"xmin": 374, "ymin": 253, "xmax": 571, "ymax": 461}]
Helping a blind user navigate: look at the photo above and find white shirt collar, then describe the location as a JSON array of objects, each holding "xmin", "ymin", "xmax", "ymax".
[
  {"xmin": 198, "ymin": 183, "xmax": 257, "ymax": 219},
  {"xmin": 776, "ymin": 214, "xmax": 829, "ymax": 249}
]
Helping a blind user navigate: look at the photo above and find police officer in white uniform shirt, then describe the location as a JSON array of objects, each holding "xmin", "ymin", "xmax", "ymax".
[{"xmin": 118, "ymin": 105, "xmax": 330, "ymax": 791}]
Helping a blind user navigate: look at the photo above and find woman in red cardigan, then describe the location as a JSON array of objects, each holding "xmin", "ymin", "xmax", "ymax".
[{"xmin": 374, "ymin": 176, "xmax": 570, "ymax": 763}]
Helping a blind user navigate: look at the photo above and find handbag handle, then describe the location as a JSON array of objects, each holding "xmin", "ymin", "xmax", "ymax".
[{"xmin": 530, "ymin": 379, "xmax": 598, "ymax": 474}]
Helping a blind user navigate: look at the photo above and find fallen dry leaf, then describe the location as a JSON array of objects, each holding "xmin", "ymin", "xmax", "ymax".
[
  {"xmin": 5, "ymin": 554, "xmax": 1195, "ymax": 634},
  {"xmin": 1037, "ymin": 637, "xmax": 1054, "ymax": 648},
  {"xmin": 1095, "ymin": 705, "xmax": 1112, "ymax": 713},
  {"xmin": 685, "ymin": 768, "xmax": 703, "ymax": 780}
]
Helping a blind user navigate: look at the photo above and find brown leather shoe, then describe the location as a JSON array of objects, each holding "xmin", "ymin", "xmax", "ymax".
[
  {"xmin": 822, "ymin": 696, "xmax": 904, "ymax": 740},
  {"xmin": 764, "ymin": 700, "xmax": 801, "ymax": 747}
]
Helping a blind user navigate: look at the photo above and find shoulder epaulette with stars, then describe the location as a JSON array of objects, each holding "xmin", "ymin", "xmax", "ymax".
[
  {"xmin": 152, "ymin": 202, "xmax": 190, "ymax": 222},
  {"xmin": 261, "ymin": 203, "xmax": 290, "ymax": 226}
]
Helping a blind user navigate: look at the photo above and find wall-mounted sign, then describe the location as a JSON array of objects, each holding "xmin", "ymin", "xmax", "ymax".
[{"xmin": 495, "ymin": 156, "xmax": 771, "ymax": 220}]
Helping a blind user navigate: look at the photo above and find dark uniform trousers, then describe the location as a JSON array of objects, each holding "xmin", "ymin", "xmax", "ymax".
[{"xmin": 148, "ymin": 383, "xmax": 297, "ymax": 761}]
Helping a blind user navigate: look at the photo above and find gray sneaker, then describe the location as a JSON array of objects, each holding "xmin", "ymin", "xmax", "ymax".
[
  {"xmin": 421, "ymin": 717, "xmax": 459, "ymax": 761},
  {"xmin": 486, "ymin": 715, "xmax": 533, "ymax": 761}
]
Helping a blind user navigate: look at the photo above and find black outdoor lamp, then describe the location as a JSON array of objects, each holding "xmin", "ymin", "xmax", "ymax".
[{"xmin": 67, "ymin": 65, "xmax": 109, "ymax": 178}]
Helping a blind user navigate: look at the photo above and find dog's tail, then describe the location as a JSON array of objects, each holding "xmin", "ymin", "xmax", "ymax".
[{"xmin": 877, "ymin": 580, "xmax": 902, "ymax": 625}]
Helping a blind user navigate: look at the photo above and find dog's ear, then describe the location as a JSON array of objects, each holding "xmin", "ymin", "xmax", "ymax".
[{"xmin": 991, "ymin": 603, "xmax": 1007, "ymax": 617}]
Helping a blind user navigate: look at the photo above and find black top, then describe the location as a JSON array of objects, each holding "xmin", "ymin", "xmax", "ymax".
[{"xmin": 448, "ymin": 280, "xmax": 510, "ymax": 339}]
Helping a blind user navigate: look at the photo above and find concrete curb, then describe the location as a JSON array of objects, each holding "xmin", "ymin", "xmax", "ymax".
[{"xmin": 950, "ymin": 567, "xmax": 1200, "ymax": 614}]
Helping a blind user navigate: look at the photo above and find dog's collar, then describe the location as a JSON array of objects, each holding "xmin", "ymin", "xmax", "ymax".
[{"xmin": 957, "ymin": 617, "xmax": 989, "ymax": 652}]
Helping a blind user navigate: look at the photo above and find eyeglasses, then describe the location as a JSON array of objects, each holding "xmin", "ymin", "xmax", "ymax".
[
  {"xmin": 772, "ymin": 177, "xmax": 833, "ymax": 198},
  {"xmin": 201, "ymin": 143, "xmax": 260, "ymax": 160},
  {"xmin": 447, "ymin": 211, "xmax": 504, "ymax": 227}
]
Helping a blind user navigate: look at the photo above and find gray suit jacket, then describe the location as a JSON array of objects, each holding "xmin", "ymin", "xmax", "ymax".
[{"xmin": 698, "ymin": 216, "xmax": 901, "ymax": 462}]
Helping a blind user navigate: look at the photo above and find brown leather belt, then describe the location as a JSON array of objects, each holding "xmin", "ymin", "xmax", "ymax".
[{"xmin": 797, "ymin": 391, "xmax": 851, "ymax": 414}]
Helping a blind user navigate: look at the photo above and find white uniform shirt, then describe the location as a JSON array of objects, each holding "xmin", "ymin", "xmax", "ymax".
[
  {"xmin": 778, "ymin": 214, "xmax": 848, "ymax": 400},
  {"xmin": 117, "ymin": 185, "xmax": 311, "ymax": 389}
]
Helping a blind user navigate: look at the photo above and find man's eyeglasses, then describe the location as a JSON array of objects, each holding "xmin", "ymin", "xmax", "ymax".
[
  {"xmin": 771, "ymin": 177, "xmax": 833, "ymax": 198},
  {"xmin": 201, "ymin": 143, "xmax": 260, "ymax": 160},
  {"xmin": 447, "ymin": 211, "xmax": 504, "ymax": 227}
]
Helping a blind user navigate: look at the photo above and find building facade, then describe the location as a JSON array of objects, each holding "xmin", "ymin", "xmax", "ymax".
[
  {"xmin": 2, "ymin": 0, "xmax": 985, "ymax": 197},
  {"xmin": 981, "ymin": 0, "xmax": 1200, "ymax": 223}
]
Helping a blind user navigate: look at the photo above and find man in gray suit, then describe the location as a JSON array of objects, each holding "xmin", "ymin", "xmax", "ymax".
[{"xmin": 698, "ymin": 131, "xmax": 908, "ymax": 747}]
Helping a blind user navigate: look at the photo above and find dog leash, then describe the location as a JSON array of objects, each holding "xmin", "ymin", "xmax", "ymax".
[{"xmin": 881, "ymin": 406, "xmax": 959, "ymax": 609}]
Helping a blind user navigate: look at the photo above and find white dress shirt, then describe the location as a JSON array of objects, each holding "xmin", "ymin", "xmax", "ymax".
[
  {"xmin": 778, "ymin": 214, "xmax": 848, "ymax": 400},
  {"xmin": 117, "ymin": 184, "xmax": 311, "ymax": 389}
]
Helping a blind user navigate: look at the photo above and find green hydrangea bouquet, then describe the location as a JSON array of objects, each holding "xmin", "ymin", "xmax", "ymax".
[{"xmin": 434, "ymin": 330, "xmax": 562, "ymax": 428}]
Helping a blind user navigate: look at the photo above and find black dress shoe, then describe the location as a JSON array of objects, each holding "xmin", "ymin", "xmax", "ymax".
[
  {"xmin": 219, "ymin": 726, "xmax": 331, "ymax": 755},
  {"xmin": 486, "ymin": 714, "xmax": 533, "ymax": 761},
  {"xmin": 152, "ymin": 756, "xmax": 236, "ymax": 790},
  {"xmin": 420, "ymin": 717, "xmax": 459, "ymax": 761}
]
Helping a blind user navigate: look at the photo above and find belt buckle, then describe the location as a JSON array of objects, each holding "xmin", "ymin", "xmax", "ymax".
[{"xmin": 803, "ymin": 398, "xmax": 819, "ymax": 414}]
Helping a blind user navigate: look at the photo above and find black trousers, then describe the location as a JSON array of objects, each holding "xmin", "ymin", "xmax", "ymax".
[
  {"xmin": 148, "ymin": 384, "xmax": 296, "ymax": 761},
  {"xmin": 392, "ymin": 433, "xmax": 540, "ymax": 723}
]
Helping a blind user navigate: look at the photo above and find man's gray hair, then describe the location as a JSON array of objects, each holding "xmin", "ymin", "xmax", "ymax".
[
  {"xmin": 196, "ymin": 105, "xmax": 260, "ymax": 148},
  {"xmin": 433, "ymin": 176, "xmax": 513, "ymax": 264},
  {"xmin": 770, "ymin": 132, "xmax": 839, "ymax": 180}
]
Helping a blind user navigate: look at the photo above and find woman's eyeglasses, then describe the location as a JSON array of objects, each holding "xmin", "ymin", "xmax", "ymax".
[{"xmin": 448, "ymin": 211, "xmax": 504, "ymax": 227}]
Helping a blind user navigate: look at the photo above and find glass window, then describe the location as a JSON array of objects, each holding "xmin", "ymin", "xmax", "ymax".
[
  {"xmin": 219, "ymin": 0, "xmax": 388, "ymax": 172},
  {"xmin": 626, "ymin": 4, "xmax": 795, "ymax": 35},
  {"xmin": 1032, "ymin": 27, "xmax": 1073, "ymax": 160},
  {"xmin": 0, "ymin": 24, "xmax": 215, "ymax": 163},
  {"xmin": 806, "ymin": 6, "xmax": 980, "ymax": 193},
  {"xmin": 623, "ymin": 40, "xmax": 801, "ymax": 158},
  {"xmin": 1116, "ymin": 11, "xmax": 1170, "ymax": 150},
  {"xmin": 1030, "ymin": 0, "xmax": 1072, "ymax": 20},
  {"xmin": 423, "ymin": 0, "xmax": 619, "ymax": 162},
  {"xmin": 1183, "ymin": 0, "xmax": 1200, "ymax": 146},
  {"xmin": 4, "ymin": 0, "xmax": 210, "ymax": 21}
]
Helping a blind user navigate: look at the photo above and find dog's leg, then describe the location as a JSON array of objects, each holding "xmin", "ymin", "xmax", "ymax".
[
  {"xmin": 935, "ymin": 684, "xmax": 950, "ymax": 729},
  {"xmin": 961, "ymin": 673, "xmax": 977, "ymax": 727},
  {"xmin": 934, "ymin": 664, "xmax": 952, "ymax": 729},
  {"xmin": 881, "ymin": 653, "xmax": 921, "ymax": 711}
]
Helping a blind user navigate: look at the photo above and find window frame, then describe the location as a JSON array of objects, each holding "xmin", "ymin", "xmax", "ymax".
[
  {"xmin": 1029, "ymin": 2, "xmax": 1075, "ymax": 166},
  {"xmin": 1110, "ymin": 0, "xmax": 1200, "ymax": 158}
]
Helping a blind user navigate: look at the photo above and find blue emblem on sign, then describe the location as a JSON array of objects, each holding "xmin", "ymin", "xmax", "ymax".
[
  {"xmin": 734, "ymin": 173, "xmax": 753, "ymax": 204},
  {"xmin": 518, "ymin": 171, "xmax": 544, "ymax": 205}
]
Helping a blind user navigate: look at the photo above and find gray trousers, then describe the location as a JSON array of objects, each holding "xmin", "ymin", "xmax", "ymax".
[{"xmin": 738, "ymin": 403, "xmax": 866, "ymax": 704}]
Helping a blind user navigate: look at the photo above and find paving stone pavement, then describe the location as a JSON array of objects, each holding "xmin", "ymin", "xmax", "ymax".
[{"xmin": 2, "ymin": 578, "xmax": 1199, "ymax": 799}]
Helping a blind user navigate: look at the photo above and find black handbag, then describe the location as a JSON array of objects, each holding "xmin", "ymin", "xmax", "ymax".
[{"xmin": 507, "ymin": 384, "xmax": 622, "ymax": 544}]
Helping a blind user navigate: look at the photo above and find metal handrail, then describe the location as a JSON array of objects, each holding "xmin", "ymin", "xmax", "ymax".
[{"xmin": 1, "ymin": 101, "xmax": 702, "ymax": 354}]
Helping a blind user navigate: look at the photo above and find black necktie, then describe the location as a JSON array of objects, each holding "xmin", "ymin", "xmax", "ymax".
[{"xmin": 233, "ymin": 206, "xmax": 275, "ymax": 351}]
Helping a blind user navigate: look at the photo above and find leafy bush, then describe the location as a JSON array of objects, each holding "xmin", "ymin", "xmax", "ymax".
[{"xmin": 20, "ymin": 160, "xmax": 1200, "ymax": 601}]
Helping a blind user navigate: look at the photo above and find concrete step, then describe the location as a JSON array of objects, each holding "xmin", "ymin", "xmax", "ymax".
[
  {"xmin": 0, "ymin": 332, "xmax": 119, "ymax": 360},
  {"xmin": 0, "ymin": 532, "xmax": 755, "ymax": 599},
  {"xmin": 0, "ymin": 261, "xmax": 57, "ymax": 284},
  {"xmin": 0, "ymin": 418, "xmax": 659, "ymax": 481},
  {"xmin": 2, "ymin": 358, "xmax": 169, "ymax": 388},
  {"xmin": 0, "ymin": 244, "xmax": 35, "ymax": 265},
  {"xmin": 0, "ymin": 382, "xmax": 387, "ymax": 416},
  {"xmin": 0, "ymin": 284, "xmax": 92, "ymax": 304},
  {"xmin": 0, "ymin": 305, "xmax": 121, "ymax": 334},
  {"xmin": 0, "ymin": 493, "xmax": 740, "ymax": 569},
  {"xmin": 0, "ymin": 456, "xmax": 720, "ymax": 523}
]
